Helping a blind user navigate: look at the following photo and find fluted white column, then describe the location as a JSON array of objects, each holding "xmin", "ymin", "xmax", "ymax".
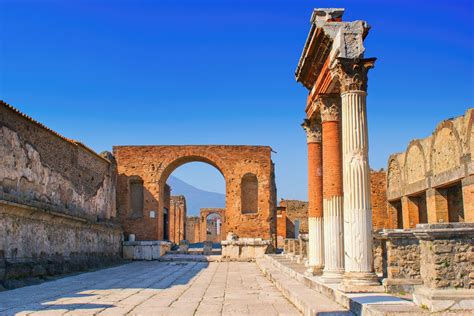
[
  {"xmin": 341, "ymin": 90, "xmax": 379, "ymax": 287},
  {"xmin": 322, "ymin": 196, "xmax": 345, "ymax": 282}
]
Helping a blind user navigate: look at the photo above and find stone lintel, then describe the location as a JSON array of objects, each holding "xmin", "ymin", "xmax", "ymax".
[
  {"xmin": 412, "ymin": 223, "xmax": 474, "ymax": 240},
  {"xmin": 382, "ymin": 229, "xmax": 416, "ymax": 239}
]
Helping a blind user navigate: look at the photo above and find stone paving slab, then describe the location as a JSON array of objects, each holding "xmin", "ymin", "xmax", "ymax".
[{"xmin": 0, "ymin": 261, "xmax": 301, "ymax": 316}]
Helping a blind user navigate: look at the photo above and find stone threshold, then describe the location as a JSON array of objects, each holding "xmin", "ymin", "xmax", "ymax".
[{"xmin": 257, "ymin": 254, "xmax": 427, "ymax": 316}]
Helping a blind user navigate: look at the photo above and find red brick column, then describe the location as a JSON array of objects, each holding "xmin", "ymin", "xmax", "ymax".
[
  {"xmin": 320, "ymin": 95, "xmax": 345, "ymax": 282},
  {"xmin": 302, "ymin": 117, "xmax": 324, "ymax": 275}
]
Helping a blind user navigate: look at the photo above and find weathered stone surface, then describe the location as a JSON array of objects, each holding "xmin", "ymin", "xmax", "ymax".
[
  {"xmin": 114, "ymin": 145, "xmax": 276, "ymax": 241},
  {"xmin": 221, "ymin": 237, "xmax": 271, "ymax": 261},
  {"xmin": 0, "ymin": 102, "xmax": 123, "ymax": 289},
  {"xmin": 122, "ymin": 241, "xmax": 171, "ymax": 260},
  {"xmin": 0, "ymin": 261, "xmax": 300, "ymax": 315},
  {"xmin": 386, "ymin": 109, "xmax": 474, "ymax": 225}
]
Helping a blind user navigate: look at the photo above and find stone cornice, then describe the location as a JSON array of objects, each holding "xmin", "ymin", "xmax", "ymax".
[
  {"xmin": 295, "ymin": 9, "xmax": 371, "ymax": 91},
  {"xmin": 302, "ymin": 118, "xmax": 322, "ymax": 143}
]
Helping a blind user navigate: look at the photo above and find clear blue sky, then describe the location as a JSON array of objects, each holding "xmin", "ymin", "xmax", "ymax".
[{"xmin": 1, "ymin": 0, "xmax": 473, "ymax": 200}]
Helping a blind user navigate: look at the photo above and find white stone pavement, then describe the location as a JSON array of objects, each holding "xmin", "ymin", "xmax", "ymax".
[{"xmin": 0, "ymin": 261, "xmax": 303, "ymax": 316}]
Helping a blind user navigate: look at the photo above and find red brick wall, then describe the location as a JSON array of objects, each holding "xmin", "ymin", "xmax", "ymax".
[
  {"xmin": 371, "ymin": 170, "xmax": 389, "ymax": 230},
  {"xmin": 114, "ymin": 145, "xmax": 276, "ymax": 241}
]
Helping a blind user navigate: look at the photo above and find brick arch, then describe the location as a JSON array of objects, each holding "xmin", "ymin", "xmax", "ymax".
[
  {"xmin": 200, "ymin": 208, "xmax": 225, "ymax": 242},
  {"xmin": 404, "ymin": 140, "xmax": 426, "ymax": 184},
  {"xmin": 429, "ymin": 121, "xmax": 462, "ymax": 176},
  {"xmin": 114, "ymin": 145, "xmax": 275, "ymax": 241}
]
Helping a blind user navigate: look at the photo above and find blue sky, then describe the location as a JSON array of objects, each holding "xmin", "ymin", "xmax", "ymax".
[{"xmin": 1, "ymin": 0, "xmax": 472, "ymax": 200}]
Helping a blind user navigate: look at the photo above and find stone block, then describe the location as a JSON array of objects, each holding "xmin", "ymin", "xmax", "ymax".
[{"xmin": 203, "ymin": 241, "xmax": 213, "ymax": 255}]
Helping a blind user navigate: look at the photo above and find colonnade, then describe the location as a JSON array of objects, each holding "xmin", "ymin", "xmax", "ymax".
[{"xmin": 303, "ymin": 58, "xmax": 379, "ymax": 288}]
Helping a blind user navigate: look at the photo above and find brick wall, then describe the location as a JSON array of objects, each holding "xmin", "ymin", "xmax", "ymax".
[
  {"xmin": 370, "ymin": 170, "xmax": 389, "ymax": 230},
  {"xmin": 114, "ymin": 145, "xmax": 275, "ymax": 241}
]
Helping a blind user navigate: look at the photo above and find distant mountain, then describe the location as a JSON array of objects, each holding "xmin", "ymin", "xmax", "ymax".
[{"xmin": 167, "ymin": 176, "xmax": 225, "ymax": 216}]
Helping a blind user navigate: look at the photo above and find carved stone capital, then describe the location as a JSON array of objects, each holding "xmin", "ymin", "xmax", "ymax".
[
  {"xmin": 330, "ymin": 57, "xmax": 376, "ymax": 94},
  {"xmin": 316, "ymin": 94, "xmax": 341, "ymax": 122},
  {"xmin": 302, "ymin": 118, "xmax": 322, "ymax": 143}
]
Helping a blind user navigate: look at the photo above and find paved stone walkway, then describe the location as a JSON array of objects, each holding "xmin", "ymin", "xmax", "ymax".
[{"xmin": 0, "ymin": 261, "xmax": 301, "ymax": 316}]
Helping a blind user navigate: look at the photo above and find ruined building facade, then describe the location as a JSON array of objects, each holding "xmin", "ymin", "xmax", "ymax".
[
  {"xmin": 0, "ymin": 102, "xmax": 122, "ymax": 287},
  {"xmin": 387, "ymin": 109, "xmax": 474, "ymax": 227}
]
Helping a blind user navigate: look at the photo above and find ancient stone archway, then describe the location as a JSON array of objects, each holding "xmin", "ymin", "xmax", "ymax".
[
  {"xmin": 114, "ymin": 145, "xmax": 276, "ymax": 241},
  {"xmin": 200, "ymin": 208, "xmax": 225, "ymax": 242}
]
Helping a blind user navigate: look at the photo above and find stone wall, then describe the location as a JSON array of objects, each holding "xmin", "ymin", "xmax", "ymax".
[
  {"xmin": 114, "ymin": 145, "xmax": 276, "ymax": 241},
  {"xmin": 387, "ymin": 109, "xmax": 474, "ymax": 227},
  {"xmin": 185, "ymin": 217, "xmax": 201, "ymax": 243},
  {"xmin": 370, "ymin": 170, "xmax": 389, "ymax": 230},
  {"xmin": 280, "ymin": 200, "xmax": 308, "ymax": 236},
  {"xmin": 0, "ymin": 102, "xmax": 122, "ymax": 289},
  {"xmin": 418, "ymin": 235, "xmax": 473, "ymax": 289}
]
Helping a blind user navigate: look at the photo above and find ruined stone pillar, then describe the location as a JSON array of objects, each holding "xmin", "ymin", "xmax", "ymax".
[
  {"xmin": 302, "ymin": 118, "xmax": 324, "ymax": 275},
  {"xmin": 426, "ymin": 188, "xmax": 448, "ymax": 224},
  {"xmin": 319, "ymin": 95, "xmax": 345, "ymax": 282},
  {"xmin": 461, "ymin": 176, "xmax": 474, "ymax": 222},
  {"xmin": 333, "ymin": 58, "xmax": 379, "ymax": 289}
]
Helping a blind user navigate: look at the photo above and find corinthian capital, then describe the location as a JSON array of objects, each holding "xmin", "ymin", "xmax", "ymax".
[
  {"xmin": 316, "ymin": 94, "xmax": 341, "ymax": 122},
  {"xmin": 330, "ymin": 57, "xmax": 376, "ymax": 94},
  {"xmin": 302, "ymin": 118, "xmax": 322, "ymax": 143}
]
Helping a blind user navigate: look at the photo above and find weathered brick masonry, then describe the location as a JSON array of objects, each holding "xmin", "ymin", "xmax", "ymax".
[
  {"xmin": 114, "ymin": 145, "xmax": 276, "ymax": 241},
  {"xmin": 0, "ymin": 102, "xmax": 122, "ymax": 289}
]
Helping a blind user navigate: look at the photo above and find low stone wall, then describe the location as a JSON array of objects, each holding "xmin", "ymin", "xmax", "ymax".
[
  {"xmin": 373, "ymin": 232, "xmax": 387, "ymax": 277},
  {"xmin": 412, "ymin": 223, "xmax": 474, "ymax": 312},
  {"xmin": 122, "ymin": 241, "xmax": 171, "ymax": 260},
  {"xmin": 221, "ymin": 238, "xmax": 271, "ymax": 261},
  {"xmin": 382, "ymin": 230, "xmax": 422, "ymax": 293},
  {"xmin": 0, "ymin": 200, "xmax": 123, "ymax": 290}
]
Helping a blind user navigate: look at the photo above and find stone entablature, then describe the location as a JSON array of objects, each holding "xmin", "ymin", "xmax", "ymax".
[{"xmin": 387, "ymin": 109, "xmax": 474, "ymax": 200}]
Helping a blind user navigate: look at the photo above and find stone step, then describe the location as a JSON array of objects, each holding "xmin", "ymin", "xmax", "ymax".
[
  {"xmin": 158, "ymin": 254, "xmax": 222, "ymax": 262},
  {"xmin": 259, "ymin": 254, "xmax": 426, "ymax": 316},
  {"xmin": 256, "ymin": 256, "xmax": 353, "ymax": 316}
]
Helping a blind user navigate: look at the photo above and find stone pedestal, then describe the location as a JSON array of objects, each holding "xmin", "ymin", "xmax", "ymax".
[
  {"xmin": 122, "ymin": 241, "xmax": 171, "ymax": 260},
  {"xmin": 382, "ymin": 230, "xmax": 422, "ymax": 293},
  {"xmin": 203, "ymin": 241, "xmax": 213, "ymax": 255},
  {"xmin": 179, "ymin": 240, "xmax": 189, "ymax": 254},
  {"xmin": 221, "ymin": 238, "xmax": 271, "ymax": 261},
  {"xmin": 412, "ymin": 223, "xmax": 474, "ymax": 312}
]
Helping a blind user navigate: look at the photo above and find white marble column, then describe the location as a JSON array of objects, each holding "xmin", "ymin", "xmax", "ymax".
[{"xmin": 334, "ymin": 58, "xmax": 379, "ymax": 288}]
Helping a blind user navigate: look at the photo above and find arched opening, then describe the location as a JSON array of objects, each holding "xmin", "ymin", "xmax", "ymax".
[
  {"xmin": 205, "ymin": 213, "xmax": 223, "ymax": 242},
  {"xmin": 162, "ymin": 161, "xmax": 226, "ymax": 246},
  {"xmin": 241, "ymin": 173, "xmax": 258, "ymax": 214}
]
